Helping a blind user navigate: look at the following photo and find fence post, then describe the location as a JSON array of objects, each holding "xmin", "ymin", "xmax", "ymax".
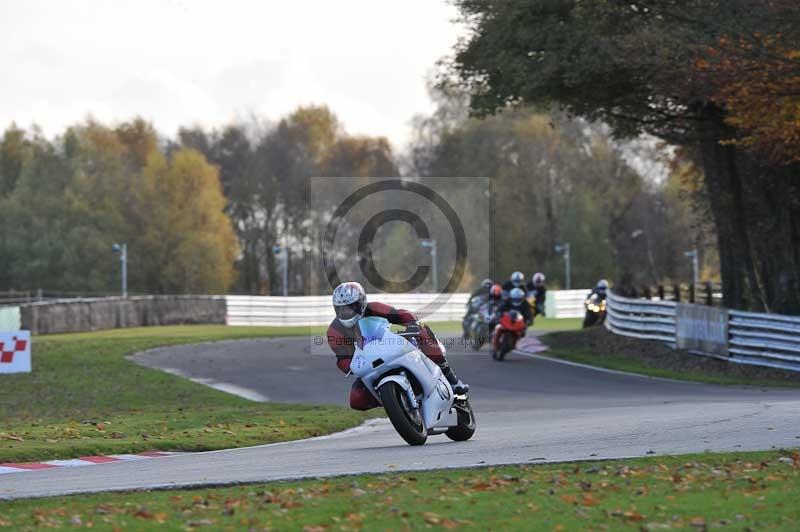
[
  {"xmin": 643, "ymin": 286, "xmax": 652, "ymax": 300},
  {"xmin": 658, "ymin": 285, "xmax": 665, "ymax": 300},
  {"xmin": 689, "ymin": 283, "xmax": 696, "ymax": 303},
  {"xmin": 673, "ymin": 284, "xmax": 681, "ymax": 302},
  {"xmin": 705, "ymin": 282, "xmax": 713, "ymax": 306}
]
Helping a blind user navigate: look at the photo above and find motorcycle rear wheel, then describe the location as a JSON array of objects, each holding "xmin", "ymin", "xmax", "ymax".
[
  {"xmin": 445, "ymin": 399, "xmax": 476, "ymax": 442},
  {"xmin": 379, "ymin": 382, "xmax": 427, "ymax": 446}
]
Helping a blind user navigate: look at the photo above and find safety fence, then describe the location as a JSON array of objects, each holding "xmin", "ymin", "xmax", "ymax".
[
  {"xmin": 621, "ymin": 282, "xmax": 724, "ymax": 307},
  {"xmin": 226, "ymin": 290, "xmax": 590, "ymax": 326},
  {"xmin": 225, "ymin": 293, "xmax": 468, "ymax": 326},
  {"xmin": 18, "ymin": 296, "xmax": 227, "ymax": 335},
  {"xmin": 0, "ymin": 290, "xmax": 591, "ymax": 334},
  {"xmin": 605, "ymin": 290, "xmax": 800, "ymax": 372},
  {"xmin": 544, "ymin": 289, "xmax": 591, "ymax": 319},
  {"xmin": 0, "ymin": 306, "xmax": 21, "ymax": 331}
]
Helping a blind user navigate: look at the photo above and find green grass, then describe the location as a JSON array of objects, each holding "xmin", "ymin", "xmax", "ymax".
[
  {"xmin": 0, "ymin": 325, "xmax": 368, "ymax": 463},
  {"xmin": 542, "ymin": 348, "xmax": 761, "ymax": 386},
  {"xmin": 543, "ymin": 329, "xmax": 800, "ymax": 388},
  {"xmin": 1, "ymin": 450, "xmax": 798, "ymax": 530},
  {"xmin": 531, "ymin": 317, "xmax": 582, "ymax": 332},
  {"xmin": 430, "ymin": 317, "xmax": 582, "ymax": 335}
]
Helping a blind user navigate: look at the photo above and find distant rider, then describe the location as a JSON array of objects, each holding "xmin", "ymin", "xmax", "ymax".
[
  {"xmin": 488, "ymin": 283, "xmax": 504, "ymax": 307},
  {"xmin": 526, "ymin": 272, "xmax": 547, "ymax": 317},
  {"xmin": 326, "ymin": 282, "xmax": 469, "ymax": 411},
  {"xmin": 483, "ymin": 283, "xmax": 504, "ymax": 328},
  {"xmin": 588, "ymin": 279, "xmax": 609, "ymax": 302},
  {"xmin": 469, "ymin": 278, "xmax": 494, "ymax": 301},
  {"xmin": 498, "ymin": 287, "xmax": 533, "ymax": 328},
  {"xmin": 502, "ymin": 271, "xmax": 526, "ymax": 298}
]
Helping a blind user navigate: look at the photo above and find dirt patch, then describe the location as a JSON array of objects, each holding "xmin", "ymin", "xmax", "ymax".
[{"xmin": 546, "ymin": 327, "xmax": 800, "ymax": 385}]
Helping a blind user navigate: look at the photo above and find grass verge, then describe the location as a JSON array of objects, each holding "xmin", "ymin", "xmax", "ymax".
[
  {"xmin": 543, "ymin": 327, "xmax": 800, "ymax": 387},
  {"xmin": 0, "ymin": 325, "xmax": 367, "ymax": 463},
  {"xmin": 531, "ymin": 317, "xmax": 583, "ymax": 332},
  {"xmin": 1, "ymin": 450, "xmax": 798, "ymax": 530},
  {"xmin": 431, "ymin": 317, "xmax": 582, "ymax": 335}
]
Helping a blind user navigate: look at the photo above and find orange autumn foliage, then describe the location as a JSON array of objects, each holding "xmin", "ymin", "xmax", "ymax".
[{"xmin": 696, "ymin": 33, "xmax": 800, "ymax": 164}]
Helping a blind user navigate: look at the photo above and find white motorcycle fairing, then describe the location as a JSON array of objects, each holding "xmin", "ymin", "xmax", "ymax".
[{"xmin": 349, "ymin": 317, "xmax": 458, "ymax": 431}]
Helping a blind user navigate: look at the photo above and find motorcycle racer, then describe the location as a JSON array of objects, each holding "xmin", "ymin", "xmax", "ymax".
[
  {"xmin": 526, "ymin": 272, "xmax": 547, "ymax": 317},
  {"xmin": 498, "ymin": 287, "xmax": 533, "ymax": 327},
  {"xmin": 327, "ymin": 282, "xmax": 469, "ymax": 410},
  {"xmin": 501, "ymin": 271, "xmax": 526, "ymax": 297},
  {"xmin": 470, "ymin": 278, "xmax": 494, "ymax": 300},
  {"xmin": 491, "ymin": 309, "xmax": 527, "ymax": 360}
]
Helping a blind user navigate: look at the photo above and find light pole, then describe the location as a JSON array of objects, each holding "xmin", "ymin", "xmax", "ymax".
[
  {"xmin": 421, "ymin": 239, "xmax": 438, "ymax": 292},
  {"xmin": 554, "ymin": 242, "xmax": 571, "ymax": 290},
  {"xmin": 273, "ymin": 245, "xmax": 289, "ymax": 297},
  {"xmin": 111, "ymin": 243, "xmax": 127, "ymax": 298},
  {"xmin": 684, "ymin": 248, "xmax": 699, "ymax": 286}
]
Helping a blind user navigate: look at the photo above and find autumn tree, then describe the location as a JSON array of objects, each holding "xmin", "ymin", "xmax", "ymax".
[
  {"xmin": 448, "ymin": 0, "xmax": 800, "ymax": 313},
  {"xmin": 131, "ymin": 148, "xmax": 238, "ymax": 293},
  {"xmin": 180, "ymin": 105, "xmax": 403, "ymax": 295},
  {"xmin": 696, "ymin": 30, "xmax": 800, "ymax": 164}
]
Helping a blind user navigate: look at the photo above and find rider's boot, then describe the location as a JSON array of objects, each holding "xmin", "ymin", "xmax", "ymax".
[{"xmin": 439, "ymin": 362, "xmax": 469, "ymax": 395}]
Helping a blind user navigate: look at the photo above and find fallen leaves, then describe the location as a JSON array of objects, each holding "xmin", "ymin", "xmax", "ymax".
[
  {"xmin": 1, "ymin": 451, "xmax": 798, "ymax": 531},
  {"xmin": 422, "ymin": 512, "xmax": 460, "ymax": 529}
]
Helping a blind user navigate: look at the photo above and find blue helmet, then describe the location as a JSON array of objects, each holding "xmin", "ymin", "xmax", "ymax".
[{"xmin": 510, "ymin": 287, "xmax": 525, "ymax": 306}]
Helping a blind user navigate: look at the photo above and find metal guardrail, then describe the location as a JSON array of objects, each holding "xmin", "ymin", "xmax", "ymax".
[
  {"xmin": 0, "ymin": 290, "xmax": 591, "ymax": 332},
  {"xmin": 605, "ymin": 290, "xmax": 800, "ymax": 372},
  {"xmin": 544, "ymin": 289, "xmax": 590, "ymax": 319},
  {"xmin": 728, "ymin": 310, "xmax": 800, "ymax": 370},
  {"xmin": 0, "ymin": 307, "xmax": 21, "ymax": 331},
  {"xmin": 226, "ymin": 290, "xmax": 591, "ymax": 327},
  {"xmin": 605, "ymin": 292, "xmax": 677, "ymax": 343},
  {"xmin": 225, "ymin": 294, "xmax": 471, "ymax": 326}
]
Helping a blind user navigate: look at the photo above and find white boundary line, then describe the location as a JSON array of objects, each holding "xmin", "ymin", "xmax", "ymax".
[{"xmin": 513, "ymin": 349, "xmax": 706, "ymax": 385}]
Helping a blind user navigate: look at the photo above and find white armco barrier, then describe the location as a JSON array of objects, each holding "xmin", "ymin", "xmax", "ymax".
[
  {"xmin": 225, "ymin": 293, "xmax": 469, "ymax": 326},
  {"xmin": 605, "ymin": 291, "xmax": 678, "ymax": 343},
  {"xmin": 226, "ymin": 290, "xmax": 589, "ymax": 327},
  {"xmin": 0, "ymin": 306, "xmax": 21, "ymax": 332},
  {"xmin": 605, "ymin": 290, "xmax": 800, "ymax": 372},
  {"xmin": 545, "ymin": 289, "xmax": 591, "ymax": 319}
]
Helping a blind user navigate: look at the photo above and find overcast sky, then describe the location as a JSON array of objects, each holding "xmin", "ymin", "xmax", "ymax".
[{"xmin": 1, "ymin": 0, "xmax": 465, "ymax": 150}]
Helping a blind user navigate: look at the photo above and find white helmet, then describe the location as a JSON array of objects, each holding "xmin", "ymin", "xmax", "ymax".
[
  {"xmin": 510, "ymin": 287, "xmax": 525, "ymax": 305},
  {"xmin": 597, "ymin": 279, "xmax": 609, "ymax": 290},
  {"xmin": 510, "ymin": 271, "xmax": 525, "ymax": 287},
  {"xmin": 532, "ymin": 272, "xmax": 545, "ymax": 285},
  {"xmin": 332, "ymin": 282, "xmax": 367, "ymax": 327}
]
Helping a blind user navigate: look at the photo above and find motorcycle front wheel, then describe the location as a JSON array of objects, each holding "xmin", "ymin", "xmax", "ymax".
[
  {"xmin": 498, "ymin": 333, "xmax": 514, "ymax": 361},
  {"xmin": 583, "ymin": 311, "xmax": 598, "ymax": 328},
  {"xmin": 379, "ymin": 382, "xmax": 427, "ymax": 446},
  {"xmin": 445, "ymin": 399, "xmax": 476, "ymax": 442},
  {"xmin": 471, "ymin": 324, "xmax": 488, "ymax": 351}
]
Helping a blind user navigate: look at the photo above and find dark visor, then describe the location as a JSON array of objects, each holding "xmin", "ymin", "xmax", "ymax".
[{"xmin": 335, "ymin": 301, "xmax": 361, "ymax": 320}]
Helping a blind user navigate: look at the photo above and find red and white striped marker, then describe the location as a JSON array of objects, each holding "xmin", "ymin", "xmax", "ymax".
[
  {"xmin": 516, "ymin": 336, "xmax": 550, "ymax": 354},
  {"xmin": 0, "ymin": 451, "xmax": 182, "ymax": 474}
]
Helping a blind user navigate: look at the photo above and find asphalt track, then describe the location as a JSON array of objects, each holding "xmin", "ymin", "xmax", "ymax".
[{"xmin": 2, "ymin": 334, "xmax": 800, "ymax": 500}]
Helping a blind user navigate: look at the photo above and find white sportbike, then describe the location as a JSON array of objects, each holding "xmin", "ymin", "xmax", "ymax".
[{"xmin": 349, "ymin": 316, "xmax": 476, "ymax": 446}]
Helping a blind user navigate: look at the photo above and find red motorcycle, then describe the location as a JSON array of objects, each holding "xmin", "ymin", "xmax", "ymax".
[{"xmin": 491, "ymin": 310, "xmax": 527, "ymax": 361}]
